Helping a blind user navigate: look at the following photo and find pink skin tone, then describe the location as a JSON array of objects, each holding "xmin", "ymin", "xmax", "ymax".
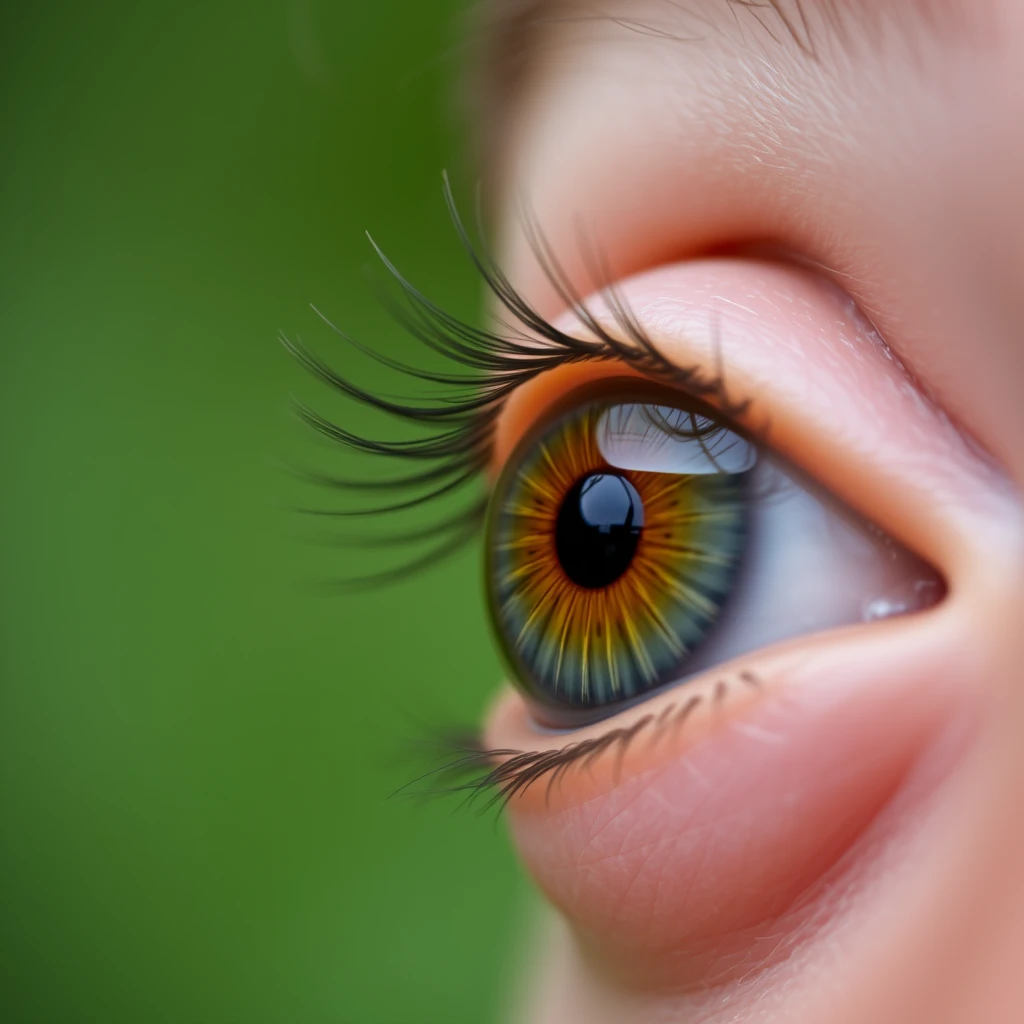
[{"xmin": 477, "ymin": 2, "xmax": 1024, "ymax": 1021}]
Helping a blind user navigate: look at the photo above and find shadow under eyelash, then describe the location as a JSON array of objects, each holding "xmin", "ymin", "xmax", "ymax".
[
  {"xmin": 282, "ymin": 173, "xmax": 749, "ymax": 587},
  {"xmin": 400, "ymin": 672, "xmax": 765, "ymax": 815}
]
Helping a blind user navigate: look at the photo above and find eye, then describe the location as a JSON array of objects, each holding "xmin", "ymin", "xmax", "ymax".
[
  {"xmin": 486, "ymin": 384, "xmax": 942, "ymax": 726},
  {"xmin": 283, "ymin": 188, "xmax": 953, "ymax": 736}
]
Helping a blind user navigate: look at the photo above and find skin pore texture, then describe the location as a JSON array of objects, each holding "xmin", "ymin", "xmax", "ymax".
[{"xmin": 472, "ymin": 1, "xmax": 1024, "ymax": 1021}]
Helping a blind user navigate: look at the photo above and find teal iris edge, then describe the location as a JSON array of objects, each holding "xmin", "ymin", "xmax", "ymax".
[{"xmin": 484, "ymin": 414, "xmax": 754, "ymax": 719}]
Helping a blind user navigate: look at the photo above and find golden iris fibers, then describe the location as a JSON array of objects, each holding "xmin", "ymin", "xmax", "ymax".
[{"xmin": 486, "ymin": 395, "xmax": 754, "ymax": 717}]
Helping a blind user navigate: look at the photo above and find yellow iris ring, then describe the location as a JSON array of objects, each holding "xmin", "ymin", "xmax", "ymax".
[{"xmin": 487, "ymin": 399, "xmax": 750, "ymax": 714}]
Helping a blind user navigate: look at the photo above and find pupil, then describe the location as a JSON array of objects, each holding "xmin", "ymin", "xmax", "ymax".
[{"xmin": 555, "ymin": 473, "xmax": 645, "ymax": 589}]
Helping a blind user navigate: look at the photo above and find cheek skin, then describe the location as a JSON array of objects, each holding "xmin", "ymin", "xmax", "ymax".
[{"xmin": 487, "ymin": 611, "xmax": 971, "ymax": 992}]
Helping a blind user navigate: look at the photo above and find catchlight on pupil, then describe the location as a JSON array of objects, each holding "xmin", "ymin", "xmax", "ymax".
[{"xmin": 486, "ymin": 399, "xmax": 753, "ymax": 714}]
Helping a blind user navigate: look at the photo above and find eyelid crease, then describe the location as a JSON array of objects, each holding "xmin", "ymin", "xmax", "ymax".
[{"xmin": 283, "ymin": 175, "xmax": 747, "ymax": 587}]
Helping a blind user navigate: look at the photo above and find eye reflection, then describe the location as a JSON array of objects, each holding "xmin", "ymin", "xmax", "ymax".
[
  {"xmin": 487, "ymin": 397, "xmax": 750, "ymax": 719},
  {"xmin": 486, "ymin": 394, "xmax": 942, "ymax": 724},
  {"xmin": 554, "ymin": 473, "xmax": 645, "ymax": 589},
  {"xmin": 598, "ymin": 404, "xmax": 758, "ymax": 476}
]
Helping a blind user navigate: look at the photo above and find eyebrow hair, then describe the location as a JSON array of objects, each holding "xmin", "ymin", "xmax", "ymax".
[{"xmin": 468, "ymin": 0, "xmax": 979, "ymax": 177}]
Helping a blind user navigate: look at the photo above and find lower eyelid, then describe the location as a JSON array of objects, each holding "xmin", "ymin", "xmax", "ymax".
[
  {"xmin": 483, "ymin": 597, "xmax": 950, "ymax": 799},
  {"xmin": 483, "ymin": 667, "xmax": 765, "ymax": 804},
  {"xmin": 483, "ymin": 601, "xmax": 973, "ymax": 987}
]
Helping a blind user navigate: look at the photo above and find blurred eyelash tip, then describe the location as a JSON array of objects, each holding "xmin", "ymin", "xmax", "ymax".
[{"xmin": 392, "ymin": 726, "xmax": 515, "ymax": 818}]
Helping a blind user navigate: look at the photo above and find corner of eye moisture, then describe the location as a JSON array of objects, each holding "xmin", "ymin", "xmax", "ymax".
[{"xmin": 485, "ymin": 614, "xmax": 964, "ymax": 989}]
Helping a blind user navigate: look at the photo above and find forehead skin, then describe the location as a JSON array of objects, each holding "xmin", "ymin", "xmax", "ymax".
[{"xmin": 480, "ymin": 0, "xmax": 1024, "ymax": 483}]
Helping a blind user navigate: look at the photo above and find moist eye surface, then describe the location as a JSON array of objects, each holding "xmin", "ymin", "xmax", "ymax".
[
  {"xmin": 554, "ymin": 473, "xmax": 645, "ymax": 588},
  {"xmin": 486, "ymin": 399, "xmax": 751, "ymax": 714},
  {"xmin": 486, "ymin": 395, "xmax": 943, "ymax": 723}
]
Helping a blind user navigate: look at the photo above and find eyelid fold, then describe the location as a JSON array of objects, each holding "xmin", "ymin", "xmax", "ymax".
[{"xmin": 491, "ymin": 258, "xmax": 1008, "ymax": 584}]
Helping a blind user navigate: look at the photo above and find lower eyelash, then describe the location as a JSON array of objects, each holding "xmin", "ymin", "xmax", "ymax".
[
  {"xmin": 282, "ymin": 174, "xmax": 747, "ymax": 586},
  {"xmin": 406, "ymin": 671, "xmax": 764, "ymax": 813}
]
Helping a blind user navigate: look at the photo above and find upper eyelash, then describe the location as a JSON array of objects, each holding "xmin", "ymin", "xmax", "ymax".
[{"xmin": 281, "ymin": 174, "xmax": 748, "ymax": 586}]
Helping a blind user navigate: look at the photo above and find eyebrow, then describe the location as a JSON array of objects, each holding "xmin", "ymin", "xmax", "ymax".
[{"xmin": 469, "ymin": 0, "xmax": 978, "ymax": 175}]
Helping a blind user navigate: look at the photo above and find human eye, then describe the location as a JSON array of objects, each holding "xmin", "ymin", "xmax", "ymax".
[
  {"xmin": 486, "ymin": 385, "xmax": 940, "ymax": 728},
  {"xmin": 282, "ymin": 182, "xmax": 971, "ymax": 801}
]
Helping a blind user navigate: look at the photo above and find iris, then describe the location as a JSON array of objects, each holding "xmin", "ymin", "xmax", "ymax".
[{"xmin": 486, "ymin": 398, "xmax": 752, "ymax": 716}]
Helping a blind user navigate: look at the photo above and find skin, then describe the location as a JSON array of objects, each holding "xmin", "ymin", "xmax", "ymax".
[{"xmin": 473, "ymin": 1, "xmax": 1024, "ymax": 1020}]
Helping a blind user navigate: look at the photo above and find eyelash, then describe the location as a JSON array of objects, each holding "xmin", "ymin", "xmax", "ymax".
[
  {"xmin": 284, "ymin": 176, "xmax": 759, "ymax": 801},
  {"xmin": 407, "ymin": 671, "xmax": 764, "ymax": 813},
  {"xmin": 281, "ymin": 175, "xmax": 750, "ymax": 586}
]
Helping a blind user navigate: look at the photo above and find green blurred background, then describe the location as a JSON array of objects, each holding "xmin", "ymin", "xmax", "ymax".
[{"xmin": 1, "ymin": 2, "xmax": 527, "ymax": 1021}]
